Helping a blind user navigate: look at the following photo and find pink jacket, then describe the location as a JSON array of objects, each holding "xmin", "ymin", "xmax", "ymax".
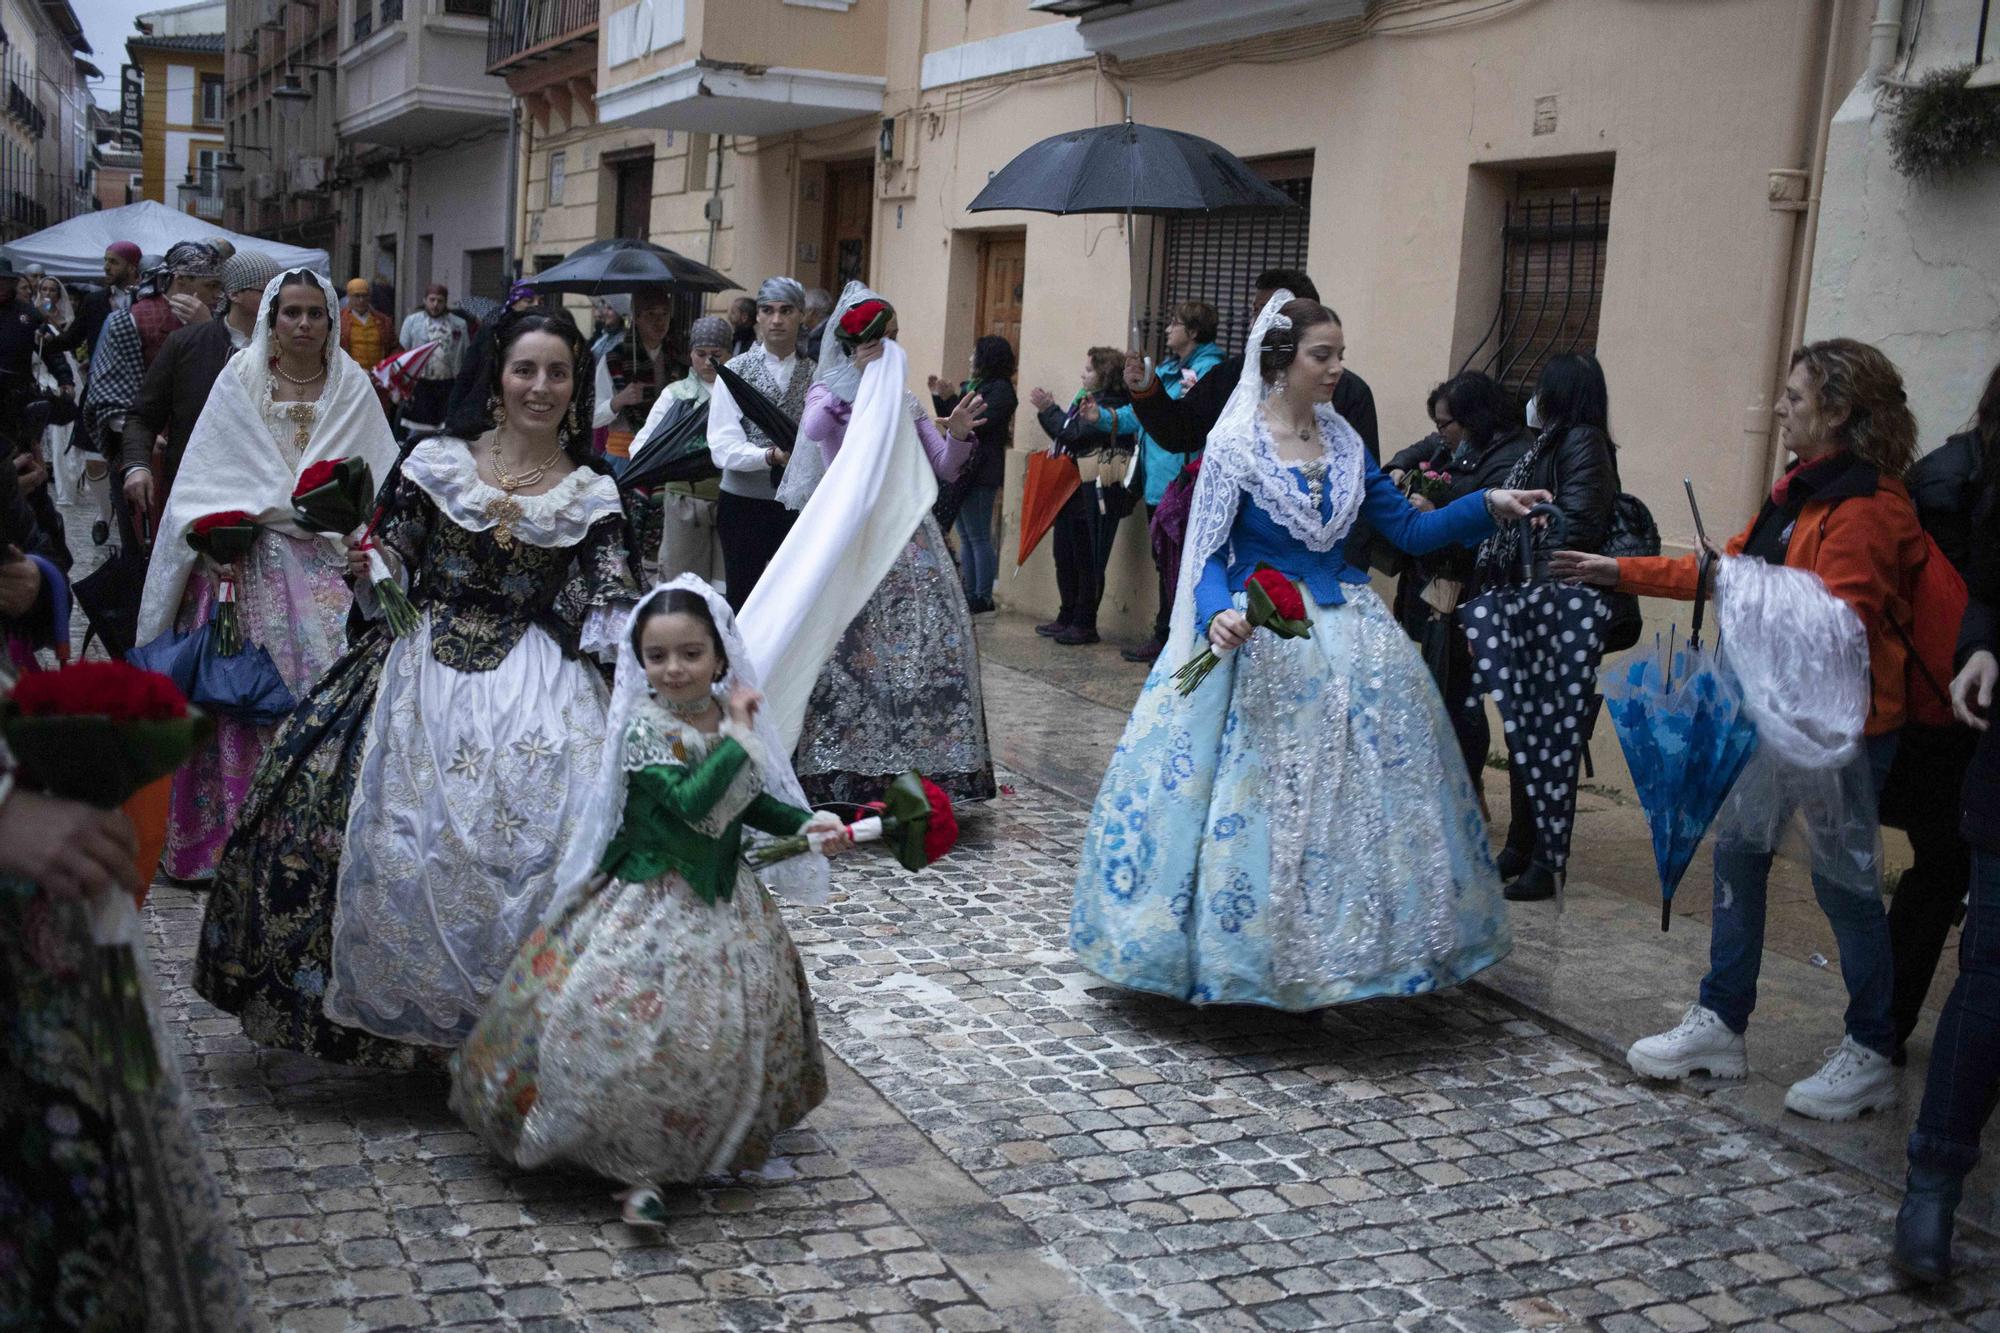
[{"xmin": 802, "ymin": 382, "xmax": 974, "ymax": 483}]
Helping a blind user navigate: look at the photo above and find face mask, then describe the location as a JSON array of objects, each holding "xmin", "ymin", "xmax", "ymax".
[{"xmin": 1524, "ymin": 396, "xmax": 1544, "ymax": 431}]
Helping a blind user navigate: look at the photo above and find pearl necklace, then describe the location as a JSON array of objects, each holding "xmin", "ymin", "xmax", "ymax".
[
  {"xmin": 488, "ymin": 435, "xmax": 566, "ymax": 493},
  {"xmin": 270, "ymin": 357, "xmax": 326, "ymax": 387},
  {"xmin": 1264, "ymin": 404, "xmax": 1328, "ymax": 508}
]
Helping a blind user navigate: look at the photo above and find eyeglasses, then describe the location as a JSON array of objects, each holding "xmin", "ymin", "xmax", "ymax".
[{"xmin": 1434, "ymin": 417, "xmax": 1457, "ymax": 430}]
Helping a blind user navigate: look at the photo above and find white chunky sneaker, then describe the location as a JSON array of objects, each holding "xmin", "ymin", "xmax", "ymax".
[
  {"xmin": 1784, "ymin": 1036, "xmax": 1899, "ymax": 1121},
  {"xmin": 1626, "ymin": 1003, "xmax": 1748, "ymax": 1080}
]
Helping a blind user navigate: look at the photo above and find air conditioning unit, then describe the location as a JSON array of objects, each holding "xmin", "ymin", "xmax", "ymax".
[
  {"xmin": 254, "ymin": 172, "xmax": 274, "ymax": 197},
  {"xmin": 291, "ymin": 155, "xmax": 326, "ymax": 192}
]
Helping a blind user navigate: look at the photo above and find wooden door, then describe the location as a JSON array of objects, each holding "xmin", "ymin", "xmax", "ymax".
[
  {"xmin": 822, "ymin": 160, "xmax": 873, "ymax": 289},
  {"xmin": 614, "ymin": 155, "xmax": 654, "ymax": 240},
  {"xmin": 976, "ymin": 232, "xmax": 1025, "ymax": 350}
]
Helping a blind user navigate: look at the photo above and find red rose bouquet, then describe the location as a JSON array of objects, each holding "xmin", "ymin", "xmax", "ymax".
[
  {"xmin": 185, "ymin": 510, "xmax": 259, "ymax": 655},
  {"xmin": 291, "ymin": 457, "xmax": 416, "ymax": 637},
  {"xmin": 1172, "ymin": 564, "xmax": 1315, "ymax": 696},
  {"xmin": 4, "ymin": 661, "xmax": 215, "ymax": 1090},
  {"xmin": 834, "ymin": 298, "xmax": 894, "ymax": 350},
  {"xmin": 747, "ymin": 770, "xmax": 958, "ymax": 872}
]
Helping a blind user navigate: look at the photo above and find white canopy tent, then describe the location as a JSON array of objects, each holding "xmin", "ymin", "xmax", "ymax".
[{"xmin": 0, "ymin": 201, "xmax": 330, "ymax": 281}]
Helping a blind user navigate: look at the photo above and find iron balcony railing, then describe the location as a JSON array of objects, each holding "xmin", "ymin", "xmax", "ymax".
[{"xmin": 487, "ymin": 0, "xmax": 596, "ymax": 70}]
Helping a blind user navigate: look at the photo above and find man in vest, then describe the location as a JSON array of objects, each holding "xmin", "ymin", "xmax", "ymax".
[
  {"xmin": 340, "ymin": 277, "xmax": 401, "ymax": 418},
  {"xmin": 707, "ymin": 276, "xmax": 814, "ymax": 611},
  {"xmin": 81, "ymin": 240, "xmax": 223, "ymax": 549}
]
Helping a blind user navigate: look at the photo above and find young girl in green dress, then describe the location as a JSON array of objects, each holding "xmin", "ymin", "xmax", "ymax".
[{"xmin": 450, "ymin": 576, "xmax": 847, "ymax": 1224}]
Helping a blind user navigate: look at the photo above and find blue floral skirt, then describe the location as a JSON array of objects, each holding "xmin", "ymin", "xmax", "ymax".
[{"xmin": 1071, "ymin": 587, "xmax": 1508, "ymax": 1010}]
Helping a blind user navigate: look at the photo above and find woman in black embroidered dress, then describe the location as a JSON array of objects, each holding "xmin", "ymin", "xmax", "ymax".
[{"xmin": 196, "ymin": 313, "xmax": 639, "ymax": 1067}]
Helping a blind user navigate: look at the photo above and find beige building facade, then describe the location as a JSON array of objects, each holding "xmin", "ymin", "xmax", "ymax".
[{"xmin": 544, "ymin": 0, "xmax": 1988, "ymax": 672}]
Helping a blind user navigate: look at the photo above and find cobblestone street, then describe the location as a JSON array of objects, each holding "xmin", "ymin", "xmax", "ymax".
[{"xmin": 149, "ymin": 767, "xmax": 2000, "ymax": 1332}]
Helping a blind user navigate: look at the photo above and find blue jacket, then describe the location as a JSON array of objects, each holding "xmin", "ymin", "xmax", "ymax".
[
  {"xmin": 1099, "ymin": 342, "xmax": 1225, "ymax": 505},
  {"xmin": 1194, "ymin": 460, "xmax": 1495, "ymax": 627}
]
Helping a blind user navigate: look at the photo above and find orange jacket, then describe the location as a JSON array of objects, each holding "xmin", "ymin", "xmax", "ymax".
[{"xmin": 1615, "ymin": 468, "xmax": 1924, "ymax": 735}]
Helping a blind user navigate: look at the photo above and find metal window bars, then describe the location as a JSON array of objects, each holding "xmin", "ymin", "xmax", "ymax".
[
  {"xmin": 1458, "ymin": 185, "xmax": 1611, "ymax": 399},
  {"xmin": 1136, "ymin": 157, "xmax": 1314, "ymax": 361}
]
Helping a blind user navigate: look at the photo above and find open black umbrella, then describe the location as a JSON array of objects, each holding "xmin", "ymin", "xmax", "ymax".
[
  {"xmin": 524, "ymin": 238, "xmax": 736, "ymax": 297},
  {"xmin": 968, "ymin": 112, "xmax": 1297, "ymax": 341},
  {"xmin": 73, "ymin": 542, "xmax": 147, "ymax": 660},
  {"xmin": 619, "ymin": 395, "xmax": 720, "ymax": 493},
  {"xmin": 1460, "ymin": 506, "xmax": 1609, "ymax": 888}
]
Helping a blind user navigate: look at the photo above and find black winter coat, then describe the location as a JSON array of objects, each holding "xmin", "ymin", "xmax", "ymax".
[
  {"xmin": 1510, "ymin": 423, "xmax": 1618, "ymax": 556},
  {"xmin": 1955, "ymin": 458, "xmax": 1999, "ymax": 852},
  {"xmin": 1128, "ymin": 357, "xmax": 1380, "ymax": 462},
  {"xmin": 934, "ymin": 379, "xmax": 1017, "ymax": 490}
]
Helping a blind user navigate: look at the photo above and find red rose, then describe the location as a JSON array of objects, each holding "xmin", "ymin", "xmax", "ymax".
[
  {"xmin": 294, "ymin": 459, "xmax": 341, "ymax": 495},
  {"xmin": 837, "ymin": 299, "xmax": 893, "ymax": 346},
  {"xmin": 190, "ymin": 510, "xmax": 254, "ymax": 535},
  {"xmin": 919, "ymin": 776, "xmax": 959, "ymax": 864},
  {"xmin": 11, "ymin": 661, "xmax": 189, "ymax": 722},
  {"xmin": 1248, "ymin": 568, "xmax": 1306, "ymax": 622}
]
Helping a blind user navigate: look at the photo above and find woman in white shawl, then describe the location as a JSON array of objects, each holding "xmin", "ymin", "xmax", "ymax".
[
  {"xmin": 452, "ymin": 578, "xmax": 839, "ymax": 1225},
  {"xmin": 196, "ymin": 310, "xmax": 639, "ymax": 1069},
  {"xmin": 136, "ymin": 269, "xmax": 399, "ymax": 882},
  {"xmin": 775, "ymin": 282, "xmax": 997, "ymax": 807}
]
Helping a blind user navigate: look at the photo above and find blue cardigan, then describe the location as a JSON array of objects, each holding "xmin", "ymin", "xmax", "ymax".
[{"xmin": 1194, "ymin": 460, "xmax": 1495, "ymax": 627}]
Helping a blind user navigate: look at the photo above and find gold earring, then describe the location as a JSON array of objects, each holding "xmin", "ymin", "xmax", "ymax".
[
  {"xmin": 487, "ymin": 392, "xmax": 506, "ymax": 425},
  {"xmin": 567, "ymin": 400, "xmax": 580, "ymax": 433}
]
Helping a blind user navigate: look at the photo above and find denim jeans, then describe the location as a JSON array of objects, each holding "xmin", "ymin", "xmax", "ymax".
[
  {"xmin": 1909, "ymin": 847, "xmax": 2000, "ymax": 1177},
  {"xmin": 1700, "ymin": 731, "xmax": 1900, "ymax": 1057},
  {"xmin": 954, "ymin": 484, "xmax": 999, "ymax": 602}
]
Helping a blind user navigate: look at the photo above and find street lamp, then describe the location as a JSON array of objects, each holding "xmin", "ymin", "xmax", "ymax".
[{"xmin": 272, "ymin": 63, "xmax": 334, "ymax": 121}]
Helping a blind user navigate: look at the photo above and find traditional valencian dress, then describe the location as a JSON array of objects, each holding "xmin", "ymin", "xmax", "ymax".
[
  {"xmin": 134, "ymin": 270, "xmax": 400, "ymax": 882},
  {"xmin": 1070, "ymin": 293, "xmax": 1510, "ymax": 1010},
  {"xmin": 451, "ymin": 579, "xmax": 831, "ymax": 1187},
  {"xmin": 774, "ymin": 282, "xmax": 996, "ymax": 807},
  {"xmin": 195, "ymin": 435, "xmax": 638, "ymax": 1067}
]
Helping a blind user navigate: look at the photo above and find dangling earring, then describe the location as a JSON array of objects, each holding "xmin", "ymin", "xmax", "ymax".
[
  {"xmin": 565, "ymin": 399, "xmax": 580, "ymax": 439},
  {"xmin": 487, "ymin": 392, "xmax": 507, "ymax": 426}
]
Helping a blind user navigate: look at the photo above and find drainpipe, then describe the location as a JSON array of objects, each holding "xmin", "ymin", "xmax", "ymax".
[
  {"xmin": 1867, "ymin": 0, "xmax": 1906, "ymax": 79},
  {"xmin": 504, "ymin": 104, "xmax": 522, "ymax": 283},
  {"xmin": 704, "ymin": 134, "xmax": 727, "ymax": 269},
  {"xmin": 1747, "ymin": 0, "xmax": 1852, "ymax": 510}
]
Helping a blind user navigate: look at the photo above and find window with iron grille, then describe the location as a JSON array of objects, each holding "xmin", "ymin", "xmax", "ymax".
[
  {"xmin": 1148, "ymin": 152, "xmax": 1312, "ymax": 357},
  {"xmin": 1463, "ymin": 166, "xmax": 1613, "ymax": 400}
]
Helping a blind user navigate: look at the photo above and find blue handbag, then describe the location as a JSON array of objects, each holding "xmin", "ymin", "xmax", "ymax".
[{"xmin": 128, "ymin": 621, "xmax": 297, "ymax": 726}]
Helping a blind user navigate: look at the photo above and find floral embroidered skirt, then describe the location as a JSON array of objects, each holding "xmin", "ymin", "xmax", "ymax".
[
  {"xmin": 1071, "ymin": 587, "xmax": 1508, "ymax": 1010},
  {"xmin": 793, "ymin": 514, "xmax": 997, "ymax": 808},
  {"xmin": 1, "ymin": 877, "xmax": 251, "ymax": 1331},
  {"xmin": 163, "ymin": 531, "xmax": 351, "ymax": 882},
  {"xmin": 450, "ymin": 866, "xmax": 827, "ymax": 1186}
]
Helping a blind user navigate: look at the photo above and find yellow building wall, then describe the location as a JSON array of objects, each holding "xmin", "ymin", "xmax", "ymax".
[{"xmin": 136, "ymin": 46, "xmax": 227, "ymax": 207}]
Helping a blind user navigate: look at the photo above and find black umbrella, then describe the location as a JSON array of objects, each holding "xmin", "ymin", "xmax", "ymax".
[
  {"xmin": 524, "ymin": 238, "xmax": 737, "ymax": 297},
  {"xmin": 967, "ymin": 112, "xmax": 1297, "ymax": 341},
  {"xmin": 619, "ymin": 395, "xmax": 720, "ymax": 493},
  {"xmin": 73, "ymin": 542, "xmax": 147, "ymax": 660},
  {"xmin": 1460, "ymin": 505, "xmax": 1611, "ymax": 888},
  {"xmin": 713, "ymin": 361, "xmax": 798, "ymax": 460}
]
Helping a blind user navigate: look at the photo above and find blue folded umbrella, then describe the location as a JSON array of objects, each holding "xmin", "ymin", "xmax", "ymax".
[{"xmin": 128, "ymin": 621, "xmax": 297, "ymax": 727}]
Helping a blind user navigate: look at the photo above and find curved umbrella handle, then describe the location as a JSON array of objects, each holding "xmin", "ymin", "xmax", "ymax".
[{"xmin": 1519, "ymin": 502, "xmax": 1568, "ymax": 583}]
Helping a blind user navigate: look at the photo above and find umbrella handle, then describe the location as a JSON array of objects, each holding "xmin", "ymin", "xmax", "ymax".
[
  {"xmin": 1690, "ymin": 549, "xmax": 1714, "ymax": 652},
  {"xmin": 1518, "ymin": 503, "xmax": 1566, "ymax": 583}
]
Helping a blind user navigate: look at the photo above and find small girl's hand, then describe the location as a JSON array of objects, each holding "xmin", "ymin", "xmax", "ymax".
[{"xmin": 726, "ymin": 683, "xmax": 763, "ymax": 727}]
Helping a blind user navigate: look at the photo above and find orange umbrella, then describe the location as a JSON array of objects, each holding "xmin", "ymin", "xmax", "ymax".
[
  {"xmin": 123, "ymin": 773, "xmax": 174, "ymax": 909},
  {"xmin": 1017, "ymin": 451, "xmax": 1080, "ymax": 568}
]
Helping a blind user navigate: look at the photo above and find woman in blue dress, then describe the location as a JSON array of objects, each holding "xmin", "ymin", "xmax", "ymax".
[{"xmin": 1071, "ymin": 294, "xmax": 1550, "ymax": 1010}]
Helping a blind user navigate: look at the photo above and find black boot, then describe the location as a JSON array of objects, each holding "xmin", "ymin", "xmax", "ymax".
[
  {"xmin": 1504, "ymin": 863, "xmax": 1559, "ymax": 902},
  {"xmin": 1892, "ymin": 1162, "xmax": 1964, "ymax": 1285},
  {"xmin": 1495, "ymin": 844, "xmax": 1533, "ymax": 880}
]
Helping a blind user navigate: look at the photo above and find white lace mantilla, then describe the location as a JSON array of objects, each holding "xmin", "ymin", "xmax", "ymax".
[
  {"xmin": 402, "ymin": 436, "xmax": 626, "ymax": 549},
  {"xmin": 1243, "ymin": 403, "xmax": 1367, "ymax": 553}
]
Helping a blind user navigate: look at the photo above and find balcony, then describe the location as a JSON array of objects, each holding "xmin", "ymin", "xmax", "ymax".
[
  {"xmin": 1026, "ymin": 0, "xmax": 1364, "ymax": 60},
  {"xmin": 338, "ymin": 0, "xmax": 512, "ymax": 147},
  {"xmin": 595, "ymin": 0, "xmax": 885, "ymax": 137},
  {"xmin": 488, "ymin": 0, "xmax": 596, "ymax": 74}
]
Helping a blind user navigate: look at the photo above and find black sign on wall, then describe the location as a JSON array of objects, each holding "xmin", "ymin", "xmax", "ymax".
[{"xmin": 120, "ymin": 65, "xmax": 142, "ymax": 143}]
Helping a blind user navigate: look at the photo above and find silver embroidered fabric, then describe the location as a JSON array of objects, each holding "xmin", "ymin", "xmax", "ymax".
[{"xmin": 792, "ymin": 513, "xmax": 994, "ymax": 801}]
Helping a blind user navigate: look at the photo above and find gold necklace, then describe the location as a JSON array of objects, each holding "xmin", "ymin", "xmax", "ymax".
[{"xmin": 489, "ymin": 436, "xmax": 566, "ymax": 494}]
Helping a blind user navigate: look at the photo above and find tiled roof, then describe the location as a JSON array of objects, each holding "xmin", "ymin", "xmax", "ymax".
[{"xmin": 127, "ymin": 32, "xmax": 226, "ymax": 54}]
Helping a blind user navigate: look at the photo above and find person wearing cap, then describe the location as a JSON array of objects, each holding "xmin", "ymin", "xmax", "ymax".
[
  {"xmin": 632, "ymin": 312, "xmax": 733, "ymax": 585},
  {"xmin": 119, "ymin": 250, "xmax": 284, "ymax": 524},
  {"xmin": 397, "ymin": 283, "xmax": 468, "ymax": 435},
  {"xmin": 707, "ymin": 276, "xmax": 815, "ymax": 610},
  {"xmin": 338, "ymin": 278, "xmax": 401, "ymax": 416},
  {"xmin": 48, "ymin": 242, "xmax": 142, "ymax": 367}
]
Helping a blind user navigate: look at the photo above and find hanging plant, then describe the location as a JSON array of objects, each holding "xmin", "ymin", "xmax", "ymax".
[{"xmin": 1881, "ymin": 63, "xmax": 2000, "ymax": 183}]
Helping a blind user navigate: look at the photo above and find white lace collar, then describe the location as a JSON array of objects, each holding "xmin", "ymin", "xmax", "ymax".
[
  {"xmin": 402, "ymin": 436, "xmax": 625, "ymax": 549},
  {"xmin": 1242, "ymin": 402, "xmax": 1367, "ymax": 553}
]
